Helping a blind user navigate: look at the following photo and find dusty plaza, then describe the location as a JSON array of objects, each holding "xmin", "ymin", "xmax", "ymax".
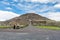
[{"xmin": 0, "ymin": 24, "xmax": 59, "ymax": 40}]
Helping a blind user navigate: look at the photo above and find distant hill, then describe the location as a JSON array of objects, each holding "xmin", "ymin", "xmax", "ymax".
[{"xmin": 0, "ymin": 13, "xmax": 55, "ymax": 26}]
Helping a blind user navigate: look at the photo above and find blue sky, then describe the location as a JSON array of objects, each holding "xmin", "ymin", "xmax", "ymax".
[{"xmin": 0, "ymin": 0, "xmax": 60, "ymax": 21}]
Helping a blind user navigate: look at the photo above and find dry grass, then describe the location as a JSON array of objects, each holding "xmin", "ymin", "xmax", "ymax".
[{"xmin": 37, "ymin": 26, "xmax": 60, "ymax": 30}]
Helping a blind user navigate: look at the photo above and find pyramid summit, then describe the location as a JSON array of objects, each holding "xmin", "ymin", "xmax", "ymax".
[{"xmin": 19, "ymin": 13, "xmax": 50, "ymax": 20}]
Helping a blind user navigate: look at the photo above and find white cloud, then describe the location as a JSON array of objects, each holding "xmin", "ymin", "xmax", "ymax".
[
  {"xmin": 14, "ymin": 0, "xmax": 17, "ymax": 2},
  {"xmin": 25, "ymin": 0, "xmax": 55, "ymax": 3},
  {"xmin": 54, "ymin": 4, "xmax": 60, "ymax": 8},
  {"xmin": 31, "ymin": 0, "xmax": 49, "ymax": 3},
  {"xmin": 13, "ymin": 0, "xmax": 18, "ymax": 2},
  {"xmin": 5, "ymin": 7, "xmax": 12, "ymax": 10},
  {"xmin": 40, "ymin": 12, "xmax": 60, "ymax": 21},
  {"xmin": 0, "ymin": 10, "xmax": 19, "ymax": 21},
  {"xmin": 26, "ymin": 10, "xmax": 36, "ymax": 13},
  {"xmin": 2, "ymin": 1, "xmax": 10, "ymax": 5},
  {"xmin": 15, "ymin": 3, "xmax": 33, "ymax": 11}
]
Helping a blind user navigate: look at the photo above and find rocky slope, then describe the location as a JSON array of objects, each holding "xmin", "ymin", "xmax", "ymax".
[{"xmin": 0, "ymin": 13, "xmax": 53, "ymax": 26}]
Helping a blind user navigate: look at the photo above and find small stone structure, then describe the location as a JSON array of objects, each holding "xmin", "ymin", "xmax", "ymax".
[
  {"xmin": 31, "ymin": 20, "xmax": 46, "ymax": 26},
  {"xmin": 13, "ymin": 24, "xmax": 20, "ymax": 29}
]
